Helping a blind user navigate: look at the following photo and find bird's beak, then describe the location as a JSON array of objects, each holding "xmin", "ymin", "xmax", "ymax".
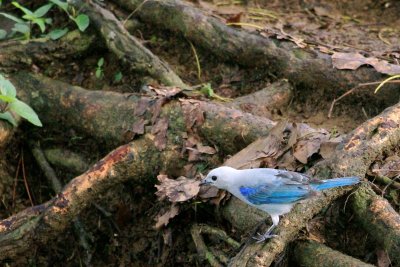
[{"xmin": 199, "ymin": 180, "xmax": 211, "ymax": 186}]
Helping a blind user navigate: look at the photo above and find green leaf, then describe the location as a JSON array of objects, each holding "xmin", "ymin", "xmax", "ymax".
[
  {"xmin": 97, "ymin": 57, "xmax": 104, "ymax": 67},
  {"xmin": 0, "ymin": 79, "xmax": 17, "ymax": 98},
  {"xmin": 95, "ymin": 68, "xmax": 102, "ymax": 79},
  {"xmin": 73, "ymin": 14, "xmax": 89, "ymax": 32},
  {"xmin": 0, "ymin": 12, "xmax": 24, "ymax": 23},
  {"xmin": 12, "ymin": 23, "xmax": 30, "ymax": 34},
  {"xmin": 0, "ymin": 94, "xmax": 16, "ymax": 103},
  {"xmin": 33, "ymin": 3, "xmax": 53, "ymax": 18},
  {"xmin": 32, "ymin": 18, "xmax": 46, "ymax": 32},
  {"xmin": 49, "ymin": 0, "xmax": 68, "ymax": 12},
  {"xmin": 114, "ymin": 71, "xmax": 123, "ymax": 83},
  {"xmin": 0, "ymin": 111, "xmax": 17, "ymax": 126},
  {"xmin": 9, "ymin": 99, "xmax": 42, "ymax": 126},
  {"xmin": 0, "ymin": 29, "xmax": 7, "ymax": 39},
  {"xmin": 200, "ymin": 83, "xmax": 214, "ymax": 97},
  {"xmin": 12, "ymin": 2, "xmax": 33, "ymax": 16},
  {"xmin": 48, "ymin": 28, "xmax": 68, "ymax": 40}
]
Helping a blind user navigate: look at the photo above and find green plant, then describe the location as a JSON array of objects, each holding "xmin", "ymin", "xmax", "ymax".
[
  {"xmin": 49, "ymin": 0, "xmax": 89, "ymax": 32},
  {"xmin": 0, "ymin": 2, "xmax": 53, "ymax": 39},
  {"xmin": 199, "ymin": 83, "xmax": 230, "ymax": 101},
  {"xmin": 95, "ymin": 57, "xmax": 105, "ymax": 79},
  {"xmin": 0, "ymin": 0, "xmax": 89, "ymax": 40},
  {"xmin": 0, "ymin": 74, "xmax": 42, "ymax": 127},
  {"xmin": 114, "ymin": 71, "xmax": 123, "ymax": 83}
]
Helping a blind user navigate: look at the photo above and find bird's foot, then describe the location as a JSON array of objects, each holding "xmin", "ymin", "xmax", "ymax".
[{"xmin": 252, "ymin": 232, "xmax": 278, "ymax": 243}]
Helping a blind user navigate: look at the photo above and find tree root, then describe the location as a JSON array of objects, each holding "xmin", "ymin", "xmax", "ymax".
[
  {"xmin": 0, "ymin": 134, "xmax": 178, "ymax": 260},
  {"xmin": 224, "ymin": 80, "xmax": 293, "ymax": 118},
  {"xmin": 191, "ymin": 224, "xmax": 240, "ymax": 267},
  {"xmin": 221, "ymin": 102, "xmax": 400, "ymax": 266},
  {"xmin": 352, "ymin": 184, "xmax": 400, "ymax": 265},
  {"xmin": 114, "ymin": 0, "xmax": 400, "ymax": 102},
  {"xmin": 42, "ymin": 148, "xmax": 89, "ymax": 175},
  {"xmin": 72, "ymin": 0, "xmax": 187, "ymax": 88},
  {"xmin": 10, "ymin": 72, "xmax": 275, "ymax": 154},
  {"xmin": 293, "ymin": 240, "xmax": 374, "ymax": 267},
  {"xmin": 0, "ymin": 30, "xmax": 96, "ymax": 72},
  {"xmin": 30, "ymin": 143, "xmax": 93, "ymax": 265}
]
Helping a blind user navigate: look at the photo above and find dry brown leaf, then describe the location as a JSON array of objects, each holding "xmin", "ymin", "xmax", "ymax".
[
  {"xmin": 155, "ymin": 175, "xmax": 201, "ymax": 202},
  {"xmin": 151, "ymin": 98, "xmax": 167, "ymax": 124},
  {"xmin": 134, "ymin": 97, "xmax": 151, "ymax": 116},
  {"xmin": 293, "ymin": 131, "xmax": 329, "ymax": 164},
  {"xmin": 154, "ymin": 205, "xmax": 180, "ymax": 229},
  {"xmin": 181, "ymin": 99, "xmax": 205, "ymax": 131},
  {"xmin": 371, "ymin": 155, "xmax": 400, "ymax": 178},
  {"xmin": 131, "ymin": 118, "xmax": 146, "ymax": 136},
  {"xmin": 197, "ymin": 143, "xmax": 216, "ymax": 155},
  {"xmin": 151, "ymin": 117, "xmax": 169, "ymax": 150},
  {"xmin": 187, "ymin": 148, "xmax": 200, "ymax": 162},
  {"xmin": 377, "ymin": 250, "xmax": 391, "ymax": 267},
  {"xmin": 313, "ymin": 6, "xmax": 340, "ymax": 20},
  {"xmin": 226, "ymin": 12, "xmax": 243, "ymax": 26},
  {"xmin": 150, "ymin": 85, "xmax": 182, "ymax": 98},
  {"xmin": 319, "ymin": 141, "xmax": 339, "ymax": 159},
  {"xmin": 198, "ymin": 185, "xmax": 219, "ymax": 199},
  {"xmin": 224, "ymin": 121, "xmax": 298, "ymax": 169},
  {"xmin": 332, "ymin": 52, "xmax": 400, "ymax": 75}
]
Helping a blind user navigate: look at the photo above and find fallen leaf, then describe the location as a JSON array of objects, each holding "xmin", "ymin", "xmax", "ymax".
[
  {"xmin": 226, "ymin": 12, "xmax": 242, "ymax": 27},
  {"xmin": 198, "ymin": 185, "xmax": 219, "ymax": 199},
  {"xmin": 293, "ymin": 131, "xmax": 329, "ymax": 164},
  {"xmin": 131, "ymin": 118, "xmax": 146, "ymax": 136},
  {"xmin": 371, "ymin": 155, "xmax": 400, "ymax": 178},
  {"xmin": 320, "ymin": 140, "xmax": 340, "ymax": 159},
  {"xmin": 152, "ymin": 117, "xmax": 169, "ymax": 150},
  {"xmin": 224, "ymin": 121, "xmax": 298, "ymax": 169},
  {"xmin": 151, "ymin": 98, "xmax": 167, "ymax": 124},
  {"xmin": 332, "ymin": 52, "xmax": 400, "ymax": 75},
  {"xmin": 187, "ymin": 148, "xmax": 200, "ymax": 162},
  {"xmin": 150, "ymin": 85, "xmax": 182, "ymax": 98},
  {"xmin": 134, "ymin": 97, "xmax": 151, "ymax": 116},
  {"xmin": 376, "ymin": 250, "xmax": 391, "ymax": 267},
  {"xmin": 197, "ymin": 143, "xmax": 216, "ymax": 154},
  {"xmin": 155, "ymin": 175, "xmax": 201, "ymax": 202},
  {"xmin": 181, "ymin": 100, "xmax": 205, "ymax": 131},
  {"xmin": 154, "ymin": 205, "xmax": 179, "ymax": 229}
]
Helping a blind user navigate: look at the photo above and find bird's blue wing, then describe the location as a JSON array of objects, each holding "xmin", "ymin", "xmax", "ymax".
[{"xmin": 239, "ymin": 183, "xmax": 311, "ymax": 204}]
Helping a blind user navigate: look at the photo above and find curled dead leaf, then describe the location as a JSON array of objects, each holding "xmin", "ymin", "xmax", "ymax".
[
  {"xmin": 332, "ymin": 52, "xmax": 400, "ymax": 75},
  {"xmin": 155, "ymin": 174, "xmax": 201, "ymax": 203},
  {"xmin": 197, "ymin": 143, "xmax": 217, "ymax": 155},
  {"xmin": 154, "ymin": 205, "xmax": 180, "ymax": 229},
  {"xmin": 149, "ymin": 85, "xmax": 182, "ymax": 98},
  {"xmin": 151, "ymin": 117, "xmax": 169, "ymax": 150},
  {"xmin": 180, "ymin": 99, "xmax": 205, "ymax": 131}
]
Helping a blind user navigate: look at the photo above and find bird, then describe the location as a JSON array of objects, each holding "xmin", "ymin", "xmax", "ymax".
[{"xmin": 200, "ymin": 166, "xmax": 360, "ymax": 242}]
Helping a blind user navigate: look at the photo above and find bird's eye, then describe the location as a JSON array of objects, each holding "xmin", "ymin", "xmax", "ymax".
[{"xmin": 211, "ymin": 175, "xmax": 217, "ymax": 181}]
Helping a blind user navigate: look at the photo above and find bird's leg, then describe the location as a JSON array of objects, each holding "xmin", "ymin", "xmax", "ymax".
[{"xmin": 252, "ymin": 215, "xmax": 279, "ymax": 243}]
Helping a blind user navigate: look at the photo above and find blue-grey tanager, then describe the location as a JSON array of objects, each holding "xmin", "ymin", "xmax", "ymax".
[{"xmin": 200, "ymin": 166, "xmax": 360, "ymax": 242}]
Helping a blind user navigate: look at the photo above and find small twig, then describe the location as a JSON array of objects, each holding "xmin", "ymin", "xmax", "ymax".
[
  {"xmin": 122, "ymin": 0, "xmax": 148, "ymax": 26},
  {"xmin": 328, "ymin": 80, "xmax": 400, "ymax": 118},
  {"xmin": 30, "ymin": 143, "xmax": 63, "ymax": 192},
  {"xmin": 12, "ymin": 155, "xmax": 22, "ymax": 208},
  {"xmin": 21, "ymin": 150, "xmax": 34, "ymax": 207},
  {"xmin": 188, "ymin": 40, "xmax": 202, "ymax": 81},
  {"xmin": 367, "ymin": 175, "xmax": 400, "ymax": 191}
]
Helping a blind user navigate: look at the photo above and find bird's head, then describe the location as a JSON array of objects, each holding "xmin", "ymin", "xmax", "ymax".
[{"xmin": 200, "ymin": 166, "xmax": 238, "ymax": 190}]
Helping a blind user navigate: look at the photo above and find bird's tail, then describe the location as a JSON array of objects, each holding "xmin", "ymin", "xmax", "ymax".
[{"xmin": 312, "ymin": 177, "xmax": 360, "ymax": 191}]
